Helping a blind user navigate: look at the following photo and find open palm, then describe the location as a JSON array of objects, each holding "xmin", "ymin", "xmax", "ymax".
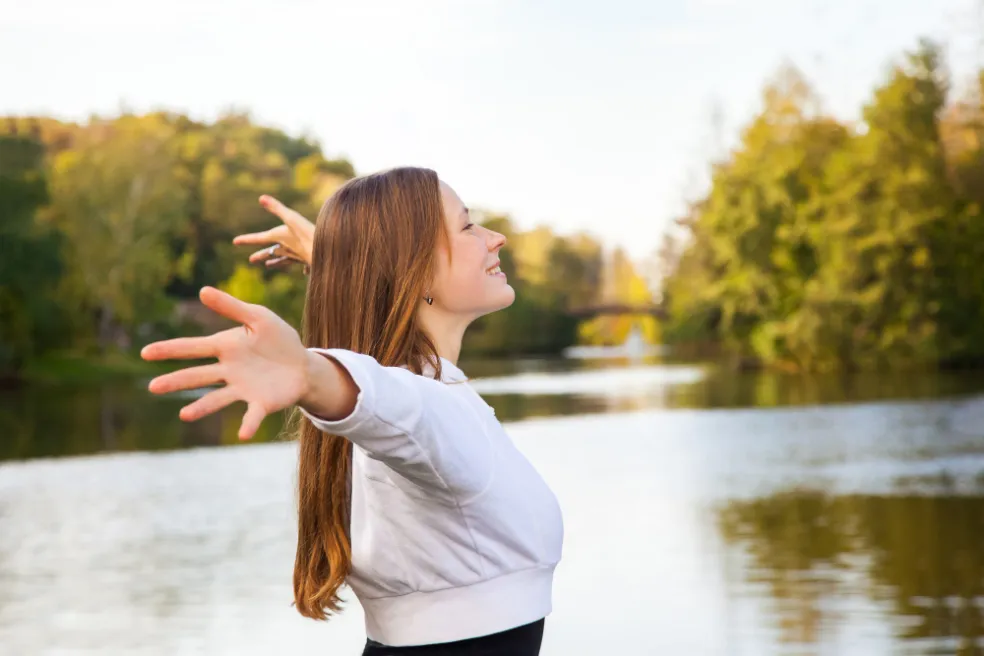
[{"xmin": 142, "ymin": 287, "xmax": 309, "ymax": 440}]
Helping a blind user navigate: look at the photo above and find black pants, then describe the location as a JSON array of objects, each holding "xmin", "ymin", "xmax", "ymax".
[{"xmin": 361, "ymin": 619, "xmax": 545, "ymax": 656}]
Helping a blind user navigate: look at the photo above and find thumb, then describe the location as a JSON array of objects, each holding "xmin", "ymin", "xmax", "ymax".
[{"xmin": 200, "ymin": 287, "xmax": 257, "ymax": 326}]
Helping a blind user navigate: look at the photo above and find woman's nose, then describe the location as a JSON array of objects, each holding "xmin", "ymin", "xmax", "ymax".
[{"xmin": 488, "ymin": 229, "xmax": 506, "ymax": 251}]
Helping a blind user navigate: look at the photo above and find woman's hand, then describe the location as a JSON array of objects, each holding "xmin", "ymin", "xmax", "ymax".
[
  {"xmin": 141, "ymin": 286, "xmax": 311, "ymax": 440},
  {"xmin": 233, "ymin": 195, "xmax": 316, "ymax": 269}
]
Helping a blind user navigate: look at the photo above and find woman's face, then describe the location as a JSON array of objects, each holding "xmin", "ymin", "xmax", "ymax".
[{"xmin": 428, "ymin": 181, "xmax": 514, "ymax": 319}]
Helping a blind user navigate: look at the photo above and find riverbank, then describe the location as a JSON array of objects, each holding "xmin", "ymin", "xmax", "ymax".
[{"xmin": 14, "ymin": 351, "xmax": 181, "ymax": 386}]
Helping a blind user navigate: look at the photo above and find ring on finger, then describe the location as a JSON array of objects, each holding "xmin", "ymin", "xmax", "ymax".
[{"xmin": 267, "ymin": 244, "xmax": 281, "ymax": 256}]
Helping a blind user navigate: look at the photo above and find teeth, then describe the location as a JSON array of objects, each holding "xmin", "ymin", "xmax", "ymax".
[{"xmin": 486, "ymin": 265, "xmax": 502, "ymax": 275}]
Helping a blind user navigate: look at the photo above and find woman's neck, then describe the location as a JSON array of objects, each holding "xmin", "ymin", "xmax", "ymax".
[{"xmin": 419, "ymin": 308, "xmax": 470, "ymax": 365}]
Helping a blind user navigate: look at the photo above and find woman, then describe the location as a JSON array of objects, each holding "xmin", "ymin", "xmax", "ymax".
[{"xmin": 141, "ymin": 167, "xmax": 564, "ymax": 655}]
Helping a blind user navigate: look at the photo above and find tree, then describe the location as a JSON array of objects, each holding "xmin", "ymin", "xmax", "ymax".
[
  {"xmin": 0, "ymin": 134, "xmax": 63, "ymax": 377},
  {"xmin": 660, "ymin": 42, "xmax": 975, "ymax": 371},
  {"xmin": 46, "ymin": 114, "xmax": 190, "ymax": 351},
  {"xmin": 935, "ymin": 70, "xmax": 984, "ymax": 364},
  {"xmin": 662, "ymin": 65, "xmax": 848, "ymax": 367},
  {"xmin": 802, "ymin": 40, "xmax": 952, "ymax": 369},
  {"xmin": 164, "ymin": 111, "xmax": 355, "ymax": 298}
]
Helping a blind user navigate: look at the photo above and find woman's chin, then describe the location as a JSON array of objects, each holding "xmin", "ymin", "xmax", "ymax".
[
  {"xmin": 474, "ymin": 285, "xmax": 515, "ymax": 316},
  {"xmin": 497, "ymin": 283, "xmax": 516, "ymax": 308}
]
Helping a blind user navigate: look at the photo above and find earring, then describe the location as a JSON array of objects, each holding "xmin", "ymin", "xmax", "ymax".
[{"xmin": 424, "ymin": 295, "xmax": 433, "ymax": 305}]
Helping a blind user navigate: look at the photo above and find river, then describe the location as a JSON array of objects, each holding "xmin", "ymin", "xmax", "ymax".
[{"xmin": 2, "ymin": 355, "xmax": 983, "ymax": 655}]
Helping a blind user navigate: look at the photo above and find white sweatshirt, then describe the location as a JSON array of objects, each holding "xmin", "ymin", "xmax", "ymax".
[{"xmin": 297, "ymin": 348, "xmax": 564, "ymax": 647}]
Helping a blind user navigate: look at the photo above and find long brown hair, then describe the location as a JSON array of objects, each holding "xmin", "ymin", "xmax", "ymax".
[{"xmin": 292, "ymin": 167, "xmax": 447, "ymax": 619}]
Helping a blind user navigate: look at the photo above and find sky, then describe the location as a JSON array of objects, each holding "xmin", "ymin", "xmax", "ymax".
[{"xmin": 4, "ymin": 0, "xmax": 982, "ymax": 259}]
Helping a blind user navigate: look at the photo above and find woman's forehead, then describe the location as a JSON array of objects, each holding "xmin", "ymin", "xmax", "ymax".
[{"xmin": 439, "ymin": 181, "xmax": 466, "ymax": 220}]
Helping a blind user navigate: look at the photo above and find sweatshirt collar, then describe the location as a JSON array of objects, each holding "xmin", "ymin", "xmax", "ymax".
[{"xmin": 420, "ymin": 356, "xmax": 468, "ymax": 384}]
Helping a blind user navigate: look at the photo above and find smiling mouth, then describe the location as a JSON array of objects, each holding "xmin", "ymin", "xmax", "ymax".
[{"xmin": 486, "ymin": 264, "xmax": 503, "ymax": 276}]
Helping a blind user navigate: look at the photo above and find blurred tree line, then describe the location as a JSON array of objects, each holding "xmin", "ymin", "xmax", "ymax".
[
  {"xmin": 660, "ymin": 40, "xmax": 984, "ymax": 372},
  {"xmin": 0, "ymin": 112, "xmax": 649, "ymax": 381}
]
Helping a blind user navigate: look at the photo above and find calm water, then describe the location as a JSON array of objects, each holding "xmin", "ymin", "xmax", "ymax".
[{"xmin": 2, "ymin": 356, "xmax": 984, "ymax": 655}]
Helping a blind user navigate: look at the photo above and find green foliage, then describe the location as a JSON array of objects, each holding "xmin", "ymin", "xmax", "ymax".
[
  {"xmin": 0, "ymin": 135, "xmax": 63, "ymax": 378},
  {"xmin": 0, "ymin": 112, "xmax": 357, "ymax": 377},
  {"xmin": 662, "ymin": 40, "xmax": 984, "ymax": 371},
  {"xmin": 1, "ymin": 112, "xmax": 634, "ymax": 379},
  {"xmin": 165, "ymin": 111, "xmax": 344, "ymax": 297},
  {"xmin": 219, "ymin": 263, "xmax": 306, "ymax": 328},
  {"xmin": 45, "ymin": 114, "xmax": 191, "ymax": 351}
]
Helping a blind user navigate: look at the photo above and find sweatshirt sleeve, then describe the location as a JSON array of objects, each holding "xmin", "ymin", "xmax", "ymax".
[{"xmin": 296, "ymin": 348, "xmax": 493, "ymax": 499}]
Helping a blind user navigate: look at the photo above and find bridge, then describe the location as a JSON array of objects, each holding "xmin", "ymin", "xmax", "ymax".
[{"xmin": 564, "ymin": 303, "xmax": 667, "ymax": 319}]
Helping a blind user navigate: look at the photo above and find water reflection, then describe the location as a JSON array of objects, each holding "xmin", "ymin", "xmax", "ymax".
[
  {"xmin": 669, "ymin": 367, "xmax": 984, "ymax": 410},
  {"xmin": 6, "ymin": 357, "xmax": 984, "ymax": 463},
  {"xmin": 716, "ymin": 484, "xmax": 984, "ymax": 654},
  {"xmin": 4, "ymin": 363, "xmax": 984, "ymax": 654},
  {"xmin": 0, "ymin": 380, "xmax": 288, "ymax": 462}
]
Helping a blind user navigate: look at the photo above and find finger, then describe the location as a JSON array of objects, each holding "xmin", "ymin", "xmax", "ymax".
[
  {"xmin": 249, "ymin": 246, "xmax": 277, "ymax": 263},
  {"xmin": 265, "ymin": 254, "xmax": 306, "ymax": 269},
  {"xmin": 248, "ymin": 245, "xmax": 300, "ymax": 264},
  {"xmin": 179, "ymin": 387, "xmax": 239, "ymax": 422},
  {"xmin": 265, "ymin": 256, "xmax": 292, "ymax": 268},
  {"xmin": 233, "ymin": 227, "xmax": 281, "ymax": 246},
  {"xmin": 142, "ymin": 335, "xmax": 218, "ymax": 361},
  {"xmin": 238, "ymin": 402, "xmax": 267, "ymax": 440},
  {"xmin": 148, "ymin": 363, "xmax": 224, "ymax": 395},
  {"xmin": 259, "ymin": 195, "xmax": 308, "ymax": 230},
  {"xmin": 198, "ymin": 286, "xmax": 257, "ymax": 325}
]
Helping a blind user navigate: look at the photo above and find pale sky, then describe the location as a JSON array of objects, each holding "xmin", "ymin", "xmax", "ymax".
[{"xmin": 4, "ymin": 0, "xmax": 981, "ymax": 259}]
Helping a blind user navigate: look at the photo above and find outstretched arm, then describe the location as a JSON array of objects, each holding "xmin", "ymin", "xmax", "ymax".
[
  {"xmin": 143, "ymin": 286, "xmax": 492, "ymax": 496},
  {"xmin": 142, "ymin": 286, "xmax": 356, "ymax": 439},
  {"xmin": 299, "ymin": 350, "xmax": 359, "ymax": 420}
]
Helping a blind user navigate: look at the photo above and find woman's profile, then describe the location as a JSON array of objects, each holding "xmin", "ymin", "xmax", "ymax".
[{"xmin": 141, "ymin": 167, "xmax": 564, "ymax": 655}]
